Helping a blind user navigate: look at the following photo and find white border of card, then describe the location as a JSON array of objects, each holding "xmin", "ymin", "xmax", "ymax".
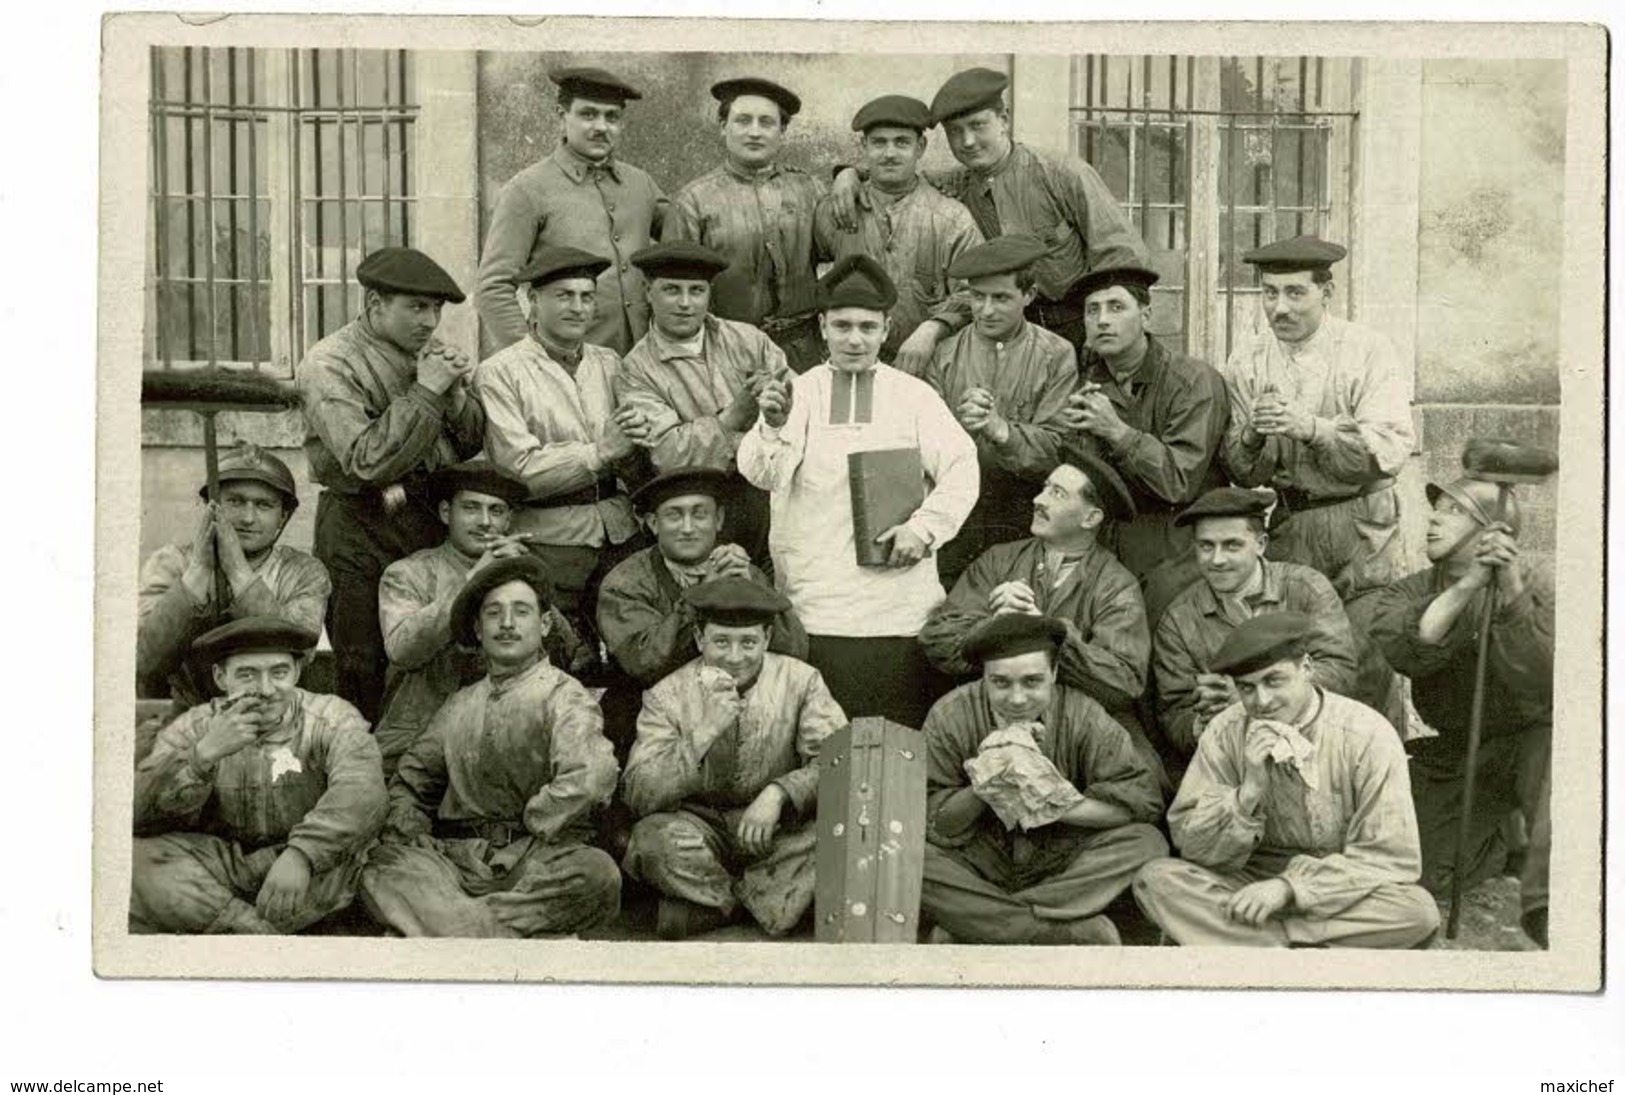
[{"xmin": 94, "ymin": 13, "xmax": 1606, "ymax": 990}]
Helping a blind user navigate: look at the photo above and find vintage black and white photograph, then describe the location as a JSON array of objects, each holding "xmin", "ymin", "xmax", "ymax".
[{"xmin": 91, "ymin": 14, "xmax": 1605, "ymax": 990}]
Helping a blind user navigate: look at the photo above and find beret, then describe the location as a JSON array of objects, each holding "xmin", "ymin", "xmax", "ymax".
[
  {"xmin": 1072, "ymin": 262, "xmax": 1160, "ymax": 302},
  {"xmin": 355, "ymin": 247, "xmax": 466, "ymax": 303},
  {"xmin": 449, "ymin": 555, "xmax": 554, "ymax": 647},
  {"xmin": 817, "ymin": 254, "xmax": 898, "ymax": 312},
  {"xmin": 1241, "ymin": 235, "xmax": 1348, "ymax": 273},
  {"xmin": 930, "ymin": 67, "xmax": 1009, "ymax": 124},
  {"xmin": 516, "ymin": 245, "xmax": 612, "ymax": 289},
  {"xmin": 630, "ymin": 241, "xmax": 730, "ymax": 282},
  {"xmin": 201, "ymin": 442, "xmax": 298, "ymax": 510},
  {"xmin": 711, "ymin": 77, "xmax": 801, "ymax": 118},
  {"xmin": 630, "ymin": 467, "xmax": 735, "ymax": 514},
  {"xmin": 192, "ymin": 616, "xmax": 319, "ymax": 663},
  {"xmin": 852, "ymin": 94, "xmax": 933, "ymax": 133},
  {"xmin": 549, "ymin": 66, "xmax": 642, "ymax": 103},
  {"xmin": 1209, "ymin": 611, "xmax": 1315, "ymax": 677},
  {"xmin": 427, "ymin": 460, "xmax": 530, "ymax": 508},
  {"xmin": 1059, "ymin": 447, "xmax": 1137, "ymax": 522},
  {"xmin": 946, "ymin": 234, "xmax": 1047, "ymax": 281},
  {"xmin": 683, "ymin": 576, "xmax": 790, "ymax": 627},
  {"xmin": 962, "ymin": 613, "xmax": 1068, "ymax": 665},
  {"xmin": 1175, "ymin": 486, "xmax": 1278, "ymax": 527}
]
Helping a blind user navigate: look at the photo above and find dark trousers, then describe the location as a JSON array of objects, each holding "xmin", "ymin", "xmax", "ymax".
[
  {"xmin": 765, "ymin": 315, "xmax": 825, "ymax": 375},
  {"xmin": 527, "ymin": 534, "xmax": 646, "ymax": 683},
  {"xmin": 724, "ymin": 477, "xmax": 773, "ymax": 573},
  {"xmin": 805, "ymin": 634, "xmax": 950, "ymax": 731},
  {"xmin": 313, "ymin": 490, "xmax": 443, "ymax": 723},
  {"xmin": 935, "ymin": 473, "xmax": 1036, "ymax": 593}
]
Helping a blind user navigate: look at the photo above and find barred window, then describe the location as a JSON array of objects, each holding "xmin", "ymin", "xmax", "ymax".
[
  {"xmin": 147, "ymin": 47, "xmax": 418, "ymax": 377},
  {"xmin": 1070, "ymin": 55, "xmax": 1355, "ymax": 361}
]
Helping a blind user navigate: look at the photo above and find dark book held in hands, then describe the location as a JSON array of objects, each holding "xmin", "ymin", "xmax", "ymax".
[{"xmin": 848, "ymin": 448, "xmax": 925, "ymax": 567}]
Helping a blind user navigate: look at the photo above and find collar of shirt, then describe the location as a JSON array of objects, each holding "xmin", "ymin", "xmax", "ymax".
[
  {"xmin": 1196, "ymin": 559, "xmax": 1283, "ymax": 619},
  {"xmin": 971, "ymin": 319, "xmax": 1033, "ymax": 356},
  {"xmin": 723, "ymin": 157, "xmax": 783, "ymax": 184},
  {"xmin": 1038, "ymin": 540, "xmax": 1096, "ymax": 590},
  {"xmin": 1274, "ymin": 312, "xmax": 1342, "ymax": 360},
  {"xmin": 975, "ymin": 142, "xmax": 1026, "ymax": 184},
  {"xmin": 436, "ymin": 539, "xmax": 477, "ymax": 574},
  {"xmin": 529, "ymin": 331, "xmax": 584, "ymax": 370},
  {"xmin": 864, "ymin": 176, "xmax": 922, "ymax": 210},
  {"xmin": 487, "ymin": 654, "xmax": 552, "ymax": 698},
  {"xmin": 552, "ymin": 141, "xmax": 621, "ymax": 184},
  {"xmin": 650, "ymin": 320, "xmax": 708, "ymax": 363},
  {"xmin": 252, "ymin": 689, "xmax": 306, "ymax": 746},
  {"xmin": 663, "ymin": 556, "xmax": 709, "ymax": 589},
  {"xmin": 1084, "ymin": 335, "xmax": 1166, "ymax": 401},
  {"xmin": 353, "ymin": 313, "xmax": 415, "ymax": 370}
]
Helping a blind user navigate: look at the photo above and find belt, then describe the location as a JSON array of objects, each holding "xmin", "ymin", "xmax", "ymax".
[
  {"xmin": 438, "ymin": 818, "xmax": 524, "ymax": 846},
  {"xmin": 534, "ymin": 476, "xmax": 621, "ymax": 510},
  {"xmin": 1271, "ymin": 477, "xmax": 1395, "ymax": 525}
]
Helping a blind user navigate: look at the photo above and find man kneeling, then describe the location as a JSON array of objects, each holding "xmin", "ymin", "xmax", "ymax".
[
  {"xmin": 621, "ymin": 578, "xmax": 846, "ymax": 939},
  {"xmin": 1134, "ymin": 612, "xmax": 1439, "ymax": 948},
  {"xmin": 361, "ymin": 556, "xmax": 622, "ymax": 937},
  {"xmin": 920, "ymin": 614, "xmax": 1167, "ymax": 945},
  {"xmin": 131, "ymin": 617, "xmax": 385, "ymax": 934}
]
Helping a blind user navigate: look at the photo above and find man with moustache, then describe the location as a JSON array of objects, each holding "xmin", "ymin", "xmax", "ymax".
[
  {"xmin": 665, "ymin": 77, "xmax": 827, "ymax": 372},
  {"xmin": 361, "ymin": 556, "xmax": 622, "ymax": 938},
  {"xmin": 477, "ymin": 67, "xmax": 664, "ymax": 355},
  {"xmin": 621, "ymin": 579, "xmax": 845, "ymax": 940},
  {"xmin": 476, "ymin": 245, "xmax": 655, "ymax": 659},
  {"xmin": 131, "ymin": 617, "xmax": 386, "ymax": 934},
  {"xmin": 373, "ymin": 460, "xmax": 588, "ymax": 777},
  {"xmin": 812, "ymin": 94, "xmax": 983, "ymax": 374},
  {"xmin": 828, "ymin": 67, "xmax": 1148, "ymax": 356},
  {"xmin": 1134, "ymin": 613, "xmax": 1439, "ymax": 949},
  {"xmin": 137, "ymin": 443, "xmax": 331, "ymax": 717},
  {"xmin": 919, "ymin": 453, "xmax": 1161, "ymax": 790},
  {"xmin": 613, "ymin": 241, "xmax": 791, "ymax": 564},
  {"xmin": 922, "ymin": 235, "xmax": 1079, "ymax": 589},
  {"xmin": 1065, "ymin": 262, "xmax": 1229, "ymax": 615},
  {"xmin": 1152, "ymin": 487, "xmax": 1360, "ymax": 776},
  {"xmin": 738, "ymin": 256, "xmax": 979, "ymax": 728},
  {"xmin": 919, "ymin": 614, "xmax": 1167, "ymax": 945},
  {"xmin": 296, "ymin": 246, "xmax": 486, "ymax": 721},
  {"xmin": 1365, "ymin": 472, "xmax": 1553, "ymax": 947},
  {"xmin": 1219, "ymin": 236, "xmax": 1413, "ymax": 604}
]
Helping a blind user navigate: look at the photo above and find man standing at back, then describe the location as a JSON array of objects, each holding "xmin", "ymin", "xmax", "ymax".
[
  {"xmin": 477, "ymin": 67, "xmax": 664, "ymax": 356},
  {"xmin": 296, "ymin": 246, "xmax": 485, "ymax": 722},
  {"xmin": 1219, "ymin": 236, "xmax": 1413, "ymax": 604},
  {"xmin": 664, "ymin": 77, "xmax": 826, "ymax": 372},
  {"xmin": 613, "ymin": 241, "xmax": 791, "ymax": 563},
  {"xmin": 812, "ymin": 94, "xmax": 983, "ymax": 374},
  {"xmin": 829, "ymin": 67, "xmax": 1148, "ymax": 358}
]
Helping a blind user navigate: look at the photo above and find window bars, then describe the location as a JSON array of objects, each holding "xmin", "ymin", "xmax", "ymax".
[{"xmin": 148, "ymin": 47, "xmax": 418, "ymax": 376}]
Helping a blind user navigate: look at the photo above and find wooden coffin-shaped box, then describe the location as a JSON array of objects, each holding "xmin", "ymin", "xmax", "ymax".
[{"xmin": 814, "ymin": 717, "xmax": 928, "ymax": 943}]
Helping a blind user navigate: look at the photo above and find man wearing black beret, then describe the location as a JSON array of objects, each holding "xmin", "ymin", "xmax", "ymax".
[
  {"xmin": 1218, "ymin": 236, "xmax": 1413, "ymax": 609},
  {"xmin": 830, "ymin": 66, "xmax": 1149, "ymax": 357},
  {"xmin": 621, "ymin": 578, "xmax": 845, "ymax": 939},
  {"xmin": 1152, "ymin": 486, "xmax": 1360, "ymax": 774},
  {"xmin": 373, "ymin": 460, "xmax": 588, "ymax": 776},
  {"xmin": 923, "ymin": 235, "xmax": 1080, "ymax": 589},
  {"xmin": 614, "ymin": 241, "xmax": 792, "ymax": 564},
  {"xmin": 131, "ymin": 617, "xmax": 385, "ymax": 934},
  {"xmin": 475, "ymin": 245, "xmax": 655, "ymax": 666},
  {"xmin": 1063, "ymin": 261, "xmax": 1230, "ymax": 613},
  {"xmin": 665, "ymin": 77, "xmax": 828, "ymax": 372},
  {"xmin": 295, "ymin": 246, "xmax": 487, "ymax": 723},
  {"xmin": 361, "ymin": 556, "xmax": 622, "ymax": 937},
  {"xmin": 918, "ymin": 613, "xmax": 1167, "ymax": 945},
  {"xmin": 812, "ymin": 94, "xmax": 984, "ymax": 373},
  {"xmin": 1135, "ymin": 612, "xmax": 1439, "ymax": 948},
  {"xmin": 478, "ymin": 66, "xmax": 665, "ymax": 356},
  {"xmin": 921, "ymin": 453, "xmax": 1163, "ymax": 791}
]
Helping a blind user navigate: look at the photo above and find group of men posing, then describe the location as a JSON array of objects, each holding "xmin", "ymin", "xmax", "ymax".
[{"xmin": 131, "ymin": 64, "xmax": 1554, "ymax": 949}]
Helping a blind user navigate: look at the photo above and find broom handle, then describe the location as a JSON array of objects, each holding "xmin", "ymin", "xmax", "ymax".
[
  {"xmin": 1445, "ymin": 483, "xmax": 1510, "ymax": 938},
  {"xmin": 202, "ymin": 411, "xmax": 228, "ymax": 612}
]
